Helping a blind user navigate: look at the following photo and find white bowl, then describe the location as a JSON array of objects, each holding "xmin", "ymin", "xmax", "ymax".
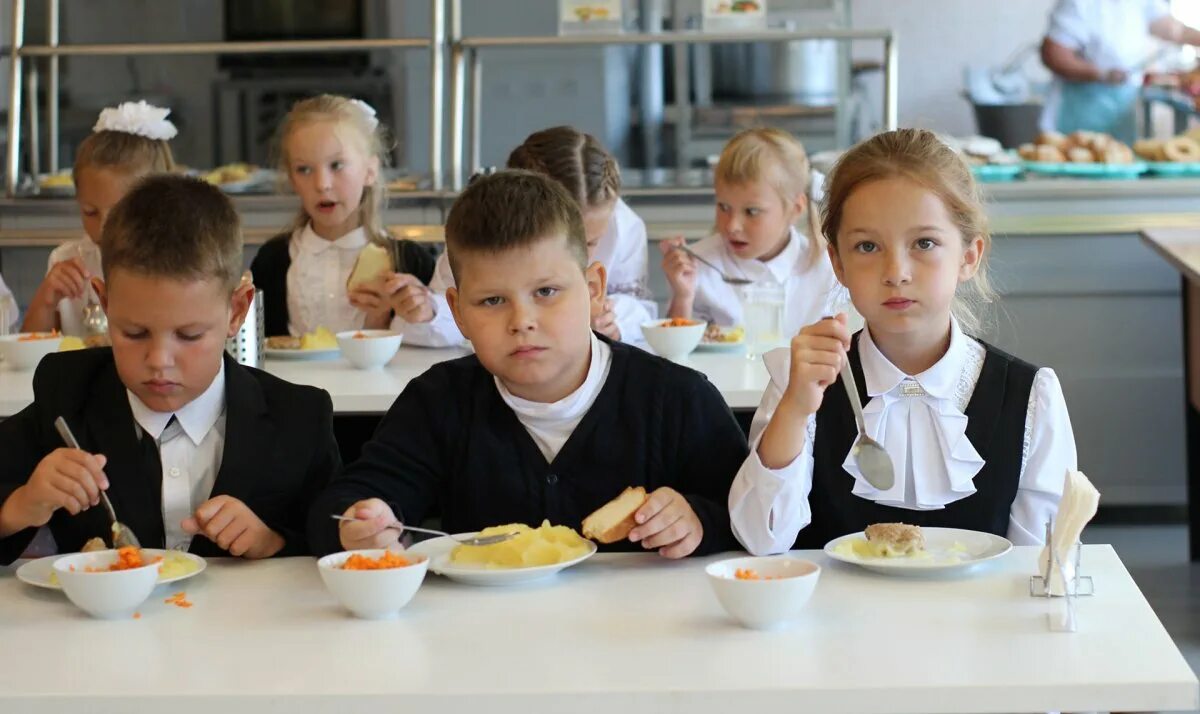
[
  {"xmin": 335, "ymin": 330, "xmax": 403, "ymax": 370},
  {"xmin": 640, "ymin": 319, "xmax": 707, "ymax": 361},
  {"xmin": 0, "ymin": 333, "xmax": 64, "ymax": 370},
  {"xmin": 317, "ymin": 549, "xmax": 429, "ymax": 619},
  {"xmin": 52, "ymin": 550, "xmax": 160, "ymax": 619},
  {"xmin": 705, "ymin": 556, "xmax": 821, "ymax": 630}
]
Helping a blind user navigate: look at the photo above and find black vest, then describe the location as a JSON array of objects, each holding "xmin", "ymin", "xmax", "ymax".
[{"xmin": 794, "ymin": 333, "xmax": 1038, "ymax": 549}]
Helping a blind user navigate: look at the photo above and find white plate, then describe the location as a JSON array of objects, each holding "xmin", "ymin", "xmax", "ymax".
[
  {"xmin": 695, "ymin": 339, "xmax": 745, "ymax": 353},
  {"xmin": 405, "ymin": 533, "xmax": 597, "ymax": 586},
  {"xmin": 16, "ymin": 550, "xmax": 207, "ymax": 590},
  {"xmin": 823, "ymin": 527, "xmax": 1012, "ymax": 576},
  {"xmin": 264, "ymin": 347, "xmax": 340, "ymax": 361}
]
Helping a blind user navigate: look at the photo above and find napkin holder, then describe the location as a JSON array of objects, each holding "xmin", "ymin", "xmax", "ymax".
[{"xmin": 1029, "ymin": 519, "xmax": 1094, "ymax": 632}]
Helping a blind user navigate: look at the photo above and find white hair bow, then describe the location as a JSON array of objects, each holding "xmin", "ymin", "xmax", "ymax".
[
  {"xmin": 93, "ymin": 100, "xmax": 178, "ymax": 141},
  {"xmin": 349, "ymin": 99, "xmax": 380, "ymax": 131}
]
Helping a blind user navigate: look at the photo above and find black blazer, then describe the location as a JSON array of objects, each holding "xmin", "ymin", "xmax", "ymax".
[
  {"xmin": 250, "ymin": 231, "xmax": 438, "ymax": 338},
  {"xmin": 0, "ymin": 349, "xmax": 341, "ymax": 563}
]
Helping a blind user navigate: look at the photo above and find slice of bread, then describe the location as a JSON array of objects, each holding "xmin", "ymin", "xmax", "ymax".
[
  {"xmin": 346, "ymin": 242, "xmax": 393, "ymax": 291},
  {"xmin": 582, "ymin": 486, "xmax": 648, "ymax": 544}
]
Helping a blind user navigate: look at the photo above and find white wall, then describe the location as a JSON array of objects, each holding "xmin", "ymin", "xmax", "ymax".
[{"xmin": 851, "ymin": 0, "xmax": 1056, "ymax": 135}]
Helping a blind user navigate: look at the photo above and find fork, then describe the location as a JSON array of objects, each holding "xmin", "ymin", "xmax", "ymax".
[
  {"xmin": 675, "ymin": 244, "xmax": 753, "ymax": 285},
  {"xmin": 53, "ymin": 417, "xmax": 141, "ymax": 549},
  {"xmin": 329, "ymin": 515, "xmax": 518, "ymax": 546}
]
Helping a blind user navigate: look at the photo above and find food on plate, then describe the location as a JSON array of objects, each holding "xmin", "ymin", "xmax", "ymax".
[
  {"xmin": 864, "ymin": 523, "xmax": 925, "ymax": 556},
  {"xmin": 662, "ymin": 317, "xmax": 702, "ymax": 328},
  {"xmin": 449, "ymin": 521, "xmax": 590, "ymax": 568},
  {"xmin": 703, "ymin": 324, "xmax": 744, "ymax": 344},
  {"xmin": 341, "ymin": 551, "xmax": 414, "ymax": 570},
  {"xmin": 202, "ymin": 162, "xmax": 256, "ymax": 186},
  {"xmin": 581, "ymin": 486, "xmax": 648, "ymax": 544},
  {"xmin": 267, "ymin": 326, "xmax": 337, "ymax": 351},
  {"xmin": 1163, "ymin": 136, "xmax": 1200, "ymax": 162},
  {"xmin": 157, "ymin": 551, "xmax": 201, "ymax": 580},
  {"xmin": 80, "ymin": 537, "xmax": 107, "ymax": 553},
  {"xmin": 1019, "ymin": 131, "xmax": 1134, "ymax": 164},
  {"xmin": 346, "ymin": 243, "xmax": 393, "ymax": 291},
  {"xmin": 39, "ymin": 171, "xmax": 73, "ymax": 189},
  {"xmin": 58, "ymin": 336, "xmax": 87, "ymax": 352},
  {"xmin": 18, "ymin": 330, "xmax": 60, "ymax": 341}
]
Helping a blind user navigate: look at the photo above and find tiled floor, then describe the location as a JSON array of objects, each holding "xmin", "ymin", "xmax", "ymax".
[{"xmin": 1085, "ymin": 524, "xmax": 1200, "ymax": 713}]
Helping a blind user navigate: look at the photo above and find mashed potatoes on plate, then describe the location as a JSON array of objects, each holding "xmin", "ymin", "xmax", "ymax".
[{"xmin": 449, "ymin": 521, "xmax": 590, "ymax": 569}]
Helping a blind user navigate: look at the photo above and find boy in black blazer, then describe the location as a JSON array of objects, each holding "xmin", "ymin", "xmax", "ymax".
[{"xmin": 0, "ymin": 175, "xmax": 340, "ymax": 564}]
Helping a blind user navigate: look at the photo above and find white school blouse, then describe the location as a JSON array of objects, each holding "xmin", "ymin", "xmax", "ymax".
[
  {"xmin": 286, "ymin": 224, "xmax": 370, "ymax": 336},
  {"xmin": 686, "ymin": 226, "xmax": 843, "ymax": 339},
  {"xmin": 728, "ymin": 318, "xmax": 1077, "ymax": 555}
]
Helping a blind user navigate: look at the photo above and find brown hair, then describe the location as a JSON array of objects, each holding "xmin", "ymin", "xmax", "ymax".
[
  {"xmin": 73, "ymin": 130, "xmax": 175, "ymax": 180},
  {"xmin": 506, "ymin": 126, "xmax": 620, "ymax": 210},
  {"xmin": 275, "ymin": 94, "xmax": 391, "ymax": 244},
  {"xmin": 820, "ymin": 128, "xmax": 996, "ymax": 333},
  {"xmin": 101, "ymin": 174, "xmax": 243, "ymax": 293},
  {"xmin": 715, "ymin": 127, "xmax": 825, "ymax": 268},
  {"xmin": 444, "ymin": 170, "xmax": 586, "ymax": 283}
]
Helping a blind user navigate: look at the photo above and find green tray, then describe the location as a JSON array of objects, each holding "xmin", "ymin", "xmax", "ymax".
[{"xmin": 1023, "ymin": 161, "xmax": 1148, "ymax": 179}]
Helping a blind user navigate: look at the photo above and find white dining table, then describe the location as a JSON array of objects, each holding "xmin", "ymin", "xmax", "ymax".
[
  {"xmin": 0, "ymin": 545, "xmax": 1195, "ymax": 714},
  {"xmin": 0, "ymin": 345, "xmax": 771, "ymax": 417}
]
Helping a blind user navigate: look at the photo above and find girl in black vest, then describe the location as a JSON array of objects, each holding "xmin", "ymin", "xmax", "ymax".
[{"xmin": 729, "ymin": 128, "xmax": 1077, "ymax": 555}]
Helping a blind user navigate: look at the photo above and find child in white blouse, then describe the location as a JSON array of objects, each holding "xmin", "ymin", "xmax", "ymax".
[
  {"xmin": 22, "ymin": 101, "xmax": 176, "ymax": 336},
  {"xmin": 729, "ymin": 128, "xmax": 1076, "ymax": 555},
  {"xmin": 400, "ymin": 126, "xmax": 657, "ymax": 347},
  {"xmin": 0, "ymin": 273, "xmax": 16, "ymax": 334},
  {"xmin": 660, "ymin": 127, "xmax": 840, "ymax": 338},
  {"xmin": 250, "ymin": 95, "xmax": 434, "ymax": 338}
]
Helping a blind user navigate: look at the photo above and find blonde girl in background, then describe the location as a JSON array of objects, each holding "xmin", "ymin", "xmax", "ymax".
[
  {"xmin": 729, "ymin": 128, "xmax": 1077, "ymax": 555},
  {"xmin": 22, "ymin": 101, "xmax": 176, "ymax": 336},
  {"xmin": 250, "ymin": 94, "xmax": 435, "ymax": 338},
  {"xmin": 660, "ymin": 127, "xmax": 840, "ymax": 342}
]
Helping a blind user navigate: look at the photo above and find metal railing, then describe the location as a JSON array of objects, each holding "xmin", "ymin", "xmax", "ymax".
[
  {"xmin": 4, "ymin": 0, "xmax": 446, "ymax": 195},
  {"xmin": 447, "ymin": 0, "xmax": 897, "ymax": 189},
  {"xmin": 5, "ymin": 0, "xmax": 898, "ymax": 197}
]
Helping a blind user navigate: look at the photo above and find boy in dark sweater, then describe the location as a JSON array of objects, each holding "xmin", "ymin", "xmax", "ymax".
[{"xmin": 309, "ymin": 170, "xmax": 747, "ymax": 558}]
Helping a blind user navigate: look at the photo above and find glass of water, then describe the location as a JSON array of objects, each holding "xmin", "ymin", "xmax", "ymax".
[{"xmin": 738, "ymin": 282, "xmax": 785, "ymax": 360}]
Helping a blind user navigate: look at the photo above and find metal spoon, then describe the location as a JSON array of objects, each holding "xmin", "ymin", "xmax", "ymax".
[
  {"xmin": 53, "ymin": 417, "xmax": 141, "ymax": 548},
  {"xmin": 838, "ymin": 358, "xmax": 895, "ymax": 491},
  {"xmin": 676, "ymin": 245, "xmax": 753, "ymax": 285},
  {"xmin": 329, "ymin": 515, "xmax": 519, "ymax": 547}
]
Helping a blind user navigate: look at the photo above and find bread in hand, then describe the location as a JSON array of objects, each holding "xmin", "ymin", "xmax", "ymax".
[
  {"xmin": 346, "ymin": 242, "xmax": 393, "ymax": 291},
  {"xmin": 582, "ymin": 486, "xmax": 648, "ymax": 544}
]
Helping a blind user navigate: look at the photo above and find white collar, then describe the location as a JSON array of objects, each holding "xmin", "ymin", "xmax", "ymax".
[
  {"xmin": 858, "ymin": 316, "xmax": 969, "ymax": 400},
  {"xmin": 298, "ymin": 223, "xmax": 368, "ymax": 255},
  {"xmin": 496, "ymin": 333, "xmax": 611, "ymax": 422},
  {"xmin": 724, "ymin": 226, "xmax": 805, "ymax": 284},
  {"xmin": 126, "ymin": 361, "xmax": 226, "ymax": 446}
]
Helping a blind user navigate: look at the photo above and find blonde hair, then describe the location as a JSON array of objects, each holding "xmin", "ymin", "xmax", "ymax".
[
  {"xmin": 275, "ymin": 94, "xmax": 390, "ymax": 244},
  {"xmin": 506, "ymin": 126, "xmax": 620, "ymax": 210},
  {"xmin": 715, "ymin": 127, "xmax": 825, "ymax": 268},
  {"xmin": 73, "ymin": 130, "xmax": 175, "ymax": 180},
  {"xmin": 821, "ymin": 128, "xmax": 996, "ymax": 334}
]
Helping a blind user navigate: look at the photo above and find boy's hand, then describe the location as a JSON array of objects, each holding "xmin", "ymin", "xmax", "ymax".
[
  {"xmin": 659, "ymin": 237, "xmax": 698, "ymax": 301},
  {"xmin": 627, "ymin": 487, "xmax": 703, "ymax": 559},
  {"xmin": 338, "ymin": 498, "xmax": 401, "ymax": 551},
  {"xmin": 782, "ymin": 313, "xmax": 852, "ymax": 416},
  {"xmin": 1, "ymin": 449, "xmax": 109, "ymax": 534},
  {"xmin": 35, "ymin": 257, "xmax": 90, "ymax": 308},
  {"xmin": 182, "ymin": 495, "xmax": 284, "ymax": 559},
  {"xmin": 590, "ymin": 298, "xmax": 621, "ymax": 341},
  {"xmin": 385, "ymin": 274, "xmax": 436, "ymax": 324}
]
